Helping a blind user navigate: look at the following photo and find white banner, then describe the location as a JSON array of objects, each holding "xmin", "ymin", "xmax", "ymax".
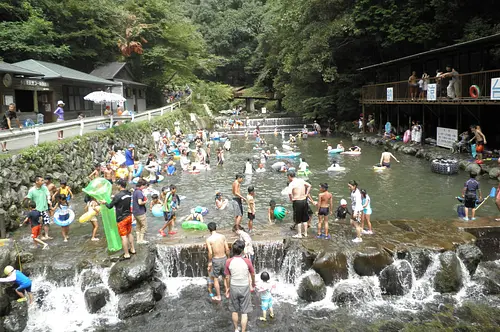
[
  {"xmin": 436, "ymin": 127, "xmax": 458, "ymax": 149},
  {"xmin": 386, "ymin": 87, "xmax": 393, "ymax": 101},
  {"xmin": 427, "ymin": 83, "xmax": 437, "ymax": 101},
  {"xmin": 491, "ymin": 77, "xmax": 500, "ymax": 100},
  {"xmin": 261, "ymin": 107, "xmax": 267, "ymax": 114}
]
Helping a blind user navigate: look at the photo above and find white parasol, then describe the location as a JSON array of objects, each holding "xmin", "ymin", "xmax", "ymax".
[{"xmin": 84, "ymin": 91, "xmax": 126, "ymax": 116}]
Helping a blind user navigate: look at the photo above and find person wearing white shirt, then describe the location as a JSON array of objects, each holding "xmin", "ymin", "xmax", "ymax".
[
  {"xmin": 298, "ymin": 159, "xmax": 309, "ymax": 172},
  {"xmin": 349, "ymin": 180, "xmax": 364, "ymax": 243},
  {"xmin": 152, "ymin": 131, "xmax": 161, "ymax": 151}
]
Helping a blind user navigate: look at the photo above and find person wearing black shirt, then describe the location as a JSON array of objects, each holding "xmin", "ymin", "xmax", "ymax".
[
  {"xmin": 100, "ymin": 179, "xmax": 136, "ymax": 259},
  {"xmin": 1, "ymin": 103, "xmax": 21, "ymax": 152}
]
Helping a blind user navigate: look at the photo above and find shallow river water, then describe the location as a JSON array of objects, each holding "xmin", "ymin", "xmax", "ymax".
[{"xmin": 17, "ymin": 133, "xmax": 500, "ymax": 332}]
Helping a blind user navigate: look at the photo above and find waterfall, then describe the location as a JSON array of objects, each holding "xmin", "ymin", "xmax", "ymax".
[{"xmin": 156, "ymin": 244, "xmax": 207, "ymax": 278}]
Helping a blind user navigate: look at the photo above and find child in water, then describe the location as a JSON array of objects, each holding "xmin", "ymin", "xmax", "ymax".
[
  {"xmin": 54, "ymin": 194, "xmax": 71, "ymax": 242},
  {"xmin": 20, "ymin": 201, "xmax": 49, "ymax": 249},
  {"xmin": 256, "ymin": 271, "xmax": 276, "ymax": 321},
  {"xmin": 247, "ymin": 186, "xmax": 256, "ymax": 231},
  {"xmin": 53, "ymin": 180, "xmax": 73, "ymax": 202},
  {"xmin": 85, "ymin": 195, "xmax": 100, "ymax": 241},
  {"xmin": 360, "ymin": 189, "xmax": 373, "ymax": 235},
  {"xmin": 0, "ymin": 266, "xmax": 33, "ymax": 304},
  {"xmin": 186, "ymin": 206, "xmax": 204, "ymax": 222},
  {"xmin": 268, "ymin": 200, "xmax": 276, "ymax": 224},
  {"xmin": 335, "ymin": 199, "xmax": 351, "ymax": 222},
  {"xmin": 215, "ymin": 192, "xmax": 226, "ymax": 210},
  {"xmin": 149, "ymin": 194, "xmax": 163, "ymax": 210}
]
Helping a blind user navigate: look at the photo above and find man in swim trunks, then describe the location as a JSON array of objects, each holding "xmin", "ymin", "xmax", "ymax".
[
  {"xmin": 101, "ymin": 179, "xmax": 136, "ymax": 259},
  {"xmin": 232, "ymin": 174, "xmax": 246, "ymax": 225},
  {"xmin": 379, "ymin": 147, "xmax": 400, "ymax": 168},
  {"xmin": 206, "ymin": 222, "xmax": 229, "ymax": 302},
  {"xmin": 315, "ymin": 183, "xmax": 333, "ymax": 239},
  {"xmin": 287, "ymin": 170, "xmax": 311, "ymax": 238},
  {"xmin": 472, "ymin": 125, "xmax": 487, "ymax": 161},
  {"xmin": 225, "ymin": 239, "xmax": 255, "ymax": 332},
  {"xmin": 25, "ymin": 176, "xmax": 52, "ymax": 240}
]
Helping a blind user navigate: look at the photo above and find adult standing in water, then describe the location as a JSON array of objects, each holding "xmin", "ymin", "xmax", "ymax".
[
  {"xmin": 100, "ymin": 179, "xmax": 136, "ymax": 259},
  {"xmin": 54, "ymin": 100, "xmax": 65, "ymax": 140},
  {"xmin": 348, "ymin": 180, "xmax": 364, "ymax": 243},
  {"xmin": 25, "ymin": 176, "xmax": 52, "ymax": 240},
  {"xmin": 379, "ymin": 147, "xmax": 400, "ymax": 168},
  {"xmin": 232, "ymin": 174, "xmax": 246, "ymax": 225},
  {"xmin": 225, "ymin": 239, "xmax": 255, "ymax": 332},
  {"xmin": 206, "ymin": 222, "xmax": 229, "ymax": 302},
  {"xmin": 287, "ymin": 170, "xmax": 311, "ymax": 238}
]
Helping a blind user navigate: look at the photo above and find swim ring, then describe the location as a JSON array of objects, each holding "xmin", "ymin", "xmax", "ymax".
[
  {"xmin": 373, "ymin": 165, "xmax": 386, "ymax": 171},
  {"xmin": 79, "ymin": 206, "xmax": 100, "ymax": 223},
  {"xmin": 275, "ymin": 152, "xmax": 301, "ymax": 158},
  {"xmin": 341, "ymin": 151, "xmax": 361, "ymax": 155},
  {"xmin": 190, "ymin": 206, "xmax": 209, "ymax": 216},
  {"xmin": 115, "ymin": 168, "xmax": 129, "ymax": 179},
  {"xmin": 54, "ymin": 208, "xmax": 75, "ymax": 227},
  {"xmin": 297, "ymin": 170, "xmax": 311, "ymax": 176},
  {"xmin": 152, "ymin": 204, "xmax": 163, "ymax": 217},
  {"xmin": 328, "ymin": 165, "xmax": 346, "ymax": 171},
  {"xmin": 182, "ymin": 220, "xmax": 208, "ymax": 231},
  {"xmin": 307, "ymin": 131, "xmax": 318, "ymax": 136},
  {"xmin": 328, "ymin": 148, "xmax": 344, "ymax": 154}
]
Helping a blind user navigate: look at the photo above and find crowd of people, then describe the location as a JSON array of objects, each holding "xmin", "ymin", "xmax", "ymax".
[{"xmin": 408, "ymin": 65, "xmax": 460, "ymax": 100}]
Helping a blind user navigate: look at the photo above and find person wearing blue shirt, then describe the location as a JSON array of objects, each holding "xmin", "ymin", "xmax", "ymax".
[
  {"xmin": 125, "ymin": 144, "xmax": 135, "ymax": 182},
  {"xmin": 0, "ymin": 266, "xmax": 33, "ymax": 303}
]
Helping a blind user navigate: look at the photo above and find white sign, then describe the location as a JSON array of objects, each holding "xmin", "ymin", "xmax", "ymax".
[
  {"xmin": 427, "ymin": 83, "xmax": 437, "ymax": 101},
  {"xmin": 261, "ymin": 107, "xmax": 267, "ymax": 114},
  {"xmin": 491, "ymin": 77, "xmax": 500, "ymax": 100},
  {"xmin": 436, "ymin": 127, "xmax": 458, "ymax": 149},
  {"xmin": 21, "ymin": 79, "xmax": 49, "ymax": 87},
  {"xmin": 386, "ymin": 87, "xmax": 393, "ymax": 101}
]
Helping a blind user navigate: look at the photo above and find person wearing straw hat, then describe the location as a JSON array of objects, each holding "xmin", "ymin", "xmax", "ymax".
[{"xmin": 54, "ymin": 100, "xmax": 65, "ymax": 139}]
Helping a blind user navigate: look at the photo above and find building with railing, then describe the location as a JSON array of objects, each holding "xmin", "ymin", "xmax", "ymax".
[{"xmin": 359, "ymin": 34, "xmax": 500, "ymax": 147}]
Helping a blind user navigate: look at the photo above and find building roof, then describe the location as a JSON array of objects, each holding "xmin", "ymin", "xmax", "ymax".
[
  {"xmin": 13, "ymin": 59, "xmax": 118, "ymax": 85},
  {"xmin": 90, "ymin": 62, "xmax": 127, "ymax": 80},
  {"xmin": 0, "ymin": 62, "xmax": 43, "ymax": 77},
  {"xmin": 358, "ymin": 33, "xmax": 500, "ymax": 71},
  {"xmin": 114, "ymin": 78, "xmax": 147, "ymax": 87}
]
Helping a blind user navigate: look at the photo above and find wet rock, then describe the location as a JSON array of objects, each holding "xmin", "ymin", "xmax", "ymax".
[
  {"xmin": 331, "ymin": 279, "xmax": 376, "ymax": 306},
  {"xmin": 117, "ymin": 284, "xmax": 155, "ymax": 319},
  {"xmin": 401, "ymin": 146, "xmax": 418, "ymax": 155},
  {"xmin": 149, "ymin": 278, "xmax": 166, "ymax": 301},
  {"xmin": 434, "ymin": 251, "xmax": 463, "ymax": 293},
  {"xmin": 353, "ymin": 247, "xmax": 393, "ymax": 276},
  {"xmin": 489, "ymin": 167, "xmax": 500, "ymax": 179},
  {"xmin": 473, "ymin": 261, "xmax": 500, "ymax": 295},
  {"xmin": 0, "ymin": 286, "xmax": 10, "ymax": 316},
  {"xmin": 379, "ymin": 260, "xmax": 413, "ymax": 295},
  {"xmin": 80, "ymin": 270, "xmax": 104, "ymax": 292},
  {"xmin": 108, "ymin": 246, "xmax": 156, "ymax": 293},
  {"xmin": 297, "ymin": 271, "xmax": 326, "ymax": 302},
  {"xmin": 405, "ymin": 247, "xmax": 433, "ymax": 279},
  {"xmin": 2, "ymin": 301, "xmax": 28, "ymax": 332},
  {"xmin": 0, "ymin": 247, "xmax": 13, "ymax": 269},
  {"xmin": 456, "ymin": 244, "xmax": 483, "ymax": 275},
  {"xmin": 312, "ymin": 251, "xmax": 348, "ymax": 285},
  {"xmin": 45, "ymin": 261, "xmax": 76, "ymax": 285},
  {"xmin": 465, "ymin": 163, "xmax": 481, "ymax": 175},
  {"xmin": 84, "ymin": 286, "xmax": 110, "ymax": 314}
]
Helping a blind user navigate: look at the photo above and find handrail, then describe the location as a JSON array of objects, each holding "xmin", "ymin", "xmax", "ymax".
[{"xmin": 0, "ymin": 96, "xmax": 190, "ymax": 146}]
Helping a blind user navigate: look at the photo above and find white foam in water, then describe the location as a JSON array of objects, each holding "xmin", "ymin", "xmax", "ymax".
[{"xmin": 25, "ymin": 267, "xmax": 118, "ymax": 332}]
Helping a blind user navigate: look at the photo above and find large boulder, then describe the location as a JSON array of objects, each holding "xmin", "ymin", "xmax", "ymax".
[
  {"xmin": 405, "ymin": 247, "xmax": 433, "ymax": 279},
  {"xmin": 379, "ymin": 260, "xmax": 413, "ymax": 295},
  {"xmin": 331, "ymin": 279, "xmax": 376, "ymax": 306},
  {"xmin": 84, "ymin": 286, "xmax": 110, "ymax": 314},
  {"xmin": 456, "ymin": 244, "xmax": 483, "ymax": 276},
  {"xmin": 80, "ymin": 270, "xmax": 103, "ymax": 292},
  {"xmin": 473, "ymin": 261, "xmax": 500, "ymax": 295},
  {"xmin": 45, "ymin": 261, "xmax": 76, "ymax": 285},
  {"xmin": 0, "ymin": 286, "xmax": 10, "ymax": 316},
  {"xmin": 312, "ymin": 251, "xmax": 348, "ymax": 285},
  {"xmin": 465, "ymin": 163, "xmax": 481, "ymax": 175},
  {"xmin": 117, "ymin": 284, "xmax": 155, "ymax": 319},
  {"xmin": 434, "ymin": 251, "xmax": 463, "ymax": 293},
  {"xmin": 0, "ymin": 247, "xmax": 13, "ymax": 269},
  {"xmin": 149, "ymin": 278, "xmax": 166, "ymax": 301},
  {"xmin": 353, "ymin": 247, "xmax": 393, "ymax": 276},
  {"xmin": 489, "ymin": 167, "xmax": 500, "ymax": 179},
  {"xmin": 297, "ymin": 271, "xmax": 326, "ymax": 302},
  {"xmin": 108, "ymin": 246, "xmax": 156, "ymax": 293},
  {"xmin": 2, "ymin": 301, "xmax": 28, "ymax": 332}
]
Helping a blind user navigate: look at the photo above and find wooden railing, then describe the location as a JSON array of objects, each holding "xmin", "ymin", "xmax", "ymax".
[{"xmin": 361, "ymin": 69, "xmax": 500, "ymax": 103}]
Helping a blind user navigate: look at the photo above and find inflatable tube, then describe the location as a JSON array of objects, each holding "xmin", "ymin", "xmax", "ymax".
[
  {"xmin": 469, "ymin": 85, "xmax": 480, "ymax": 99},
  {"xmin": 341, "ymin": 151, "xmax": 361, "ymax": 155},
  {"xmin": 297, "ymin": 170, "xmax": 311, "ymax": 176},
  {"xmin": 328, "ymin": 148, "xmax": 344, "ymax": 154},
  {"xmin": 403, "ymin": 130, "xmax": 411, "ymax": 144},
  {"xmin": 182, "ymin": 220, "xmax": 208, "ymax": 230},
  {"xmin": 430, "ymin": 159, "xmax": 459, "ymax": 175},
  {"xmin": 79, "ymin": 207, "xmax": 99, "ymax": 223},
  {"xmin": 256, "ymin": 168, "xmax": 266, "ymax": 173},
  {"xmin": 271, "ymin": 162, "xmax": 286, "ymax": 171},
  {"xmin": 132, "ymin": 164, "xmax": 144, "ymax": 178},
  {"xmin": 54, "ymin": 208, "xmax": 75, "ymax": 227},
  {"xmin": 152, "ymin": 204, "xmax": 163, "ymax": 217},
  {"xmin": 216, "ymin": 199, "xmax": 228, "ymax": 210},
  {"xmin": 307, "ymin": 131, "xmax": 318, "ymax": 136},
  {"xmin": 373, "ymin": 165, "xmax": 386, "ymax": 171},
  {"xmin": 115, "ymin": 168, "xmax": 129, "ymax": 179},
  {"xmin": 191, "ymin": 207, "xmax": 209, "ymax": 216},
  {"xmin": 275, "ymin": 152, "xmax": 301, "ymax": 158},
  {"xmin": 328, "ymin": 165, "xmax": 346, "ymax": 171},
  {"xmin": 274, "ymin": 206, "xmax": 286, "ymax": 220},
  {"xmin": 220, "ymin": 137, "xmax": 227, "ymax": 143},
  {"xmin": 456, "ymin": 196, "xmax": 482, "ymax": 207}
]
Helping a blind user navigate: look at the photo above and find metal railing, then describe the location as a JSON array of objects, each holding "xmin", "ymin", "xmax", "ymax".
[
  {"xmin": 361, "ymin": 69, "xmax": 500, "ymax": 103},
  {"xmin": 0, "ymin": 94, "xmax": 191, "ymax": 147}
]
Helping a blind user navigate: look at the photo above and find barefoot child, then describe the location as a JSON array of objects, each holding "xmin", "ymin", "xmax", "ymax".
[
  {"xmin": 361, "ymin": 189, "xmax": 373, "ymax": 234},
  {"xmin": 268, "ymin": 200, "xmax": 276, "ymax": 224},
  {"xmin": 316, "ymin": 183, "xmax": 333, "ymax": 239},
  {"xmin": 20, "ymin": 202, "xmax": 49, "ymax": 249},
  {"xmin": 55, "ymin": 180, "xmax": 73, "ymax": 202},
  {"xmin": 54, "ymin": 194, "xmax": 71, "ymax": 242},
  {"xmin": 103, "ymin": 164, "xmax": 115, "ymax": 184},
  {"xmin": 0, "ymin": 266, "xmax": 33, "ymax": 304},
  {"xmin": 85, "ymin": 195, "xmax": 100, "ymax": 241},
  {"xmin": 159, "ymin": 185, "xmax": 180, "ymax": 236},
  {"xmin": 247, "ymin": 186, "xmax": 256, "ymax": 231},
  {"xmin": 257, "ymin": 271, "xmax": 276, "ymax": 321},
  {"xmin": 88, "ymin": 164, "xmax": 101, "ymax": 180}
]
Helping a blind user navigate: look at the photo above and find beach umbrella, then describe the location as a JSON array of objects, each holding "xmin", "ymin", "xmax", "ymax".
[{"xmin": 84, "ymin": 91, "xmax": 126, "ymax": 116}]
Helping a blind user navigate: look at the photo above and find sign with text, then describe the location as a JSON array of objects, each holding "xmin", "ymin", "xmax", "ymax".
[
  {"xmin": 386, "ymin": 87, "xmax": 393, "ymax": 101},
  {"xmin": 436, "ymin": 127, "xmax": 458, "ymax": 149},
  {"xmin": 21, "ymin": 79, "xmax": 49, "ymax": 88},
  {"xmin": 491, "ymin": 77, "xmax": 500, "ymax": 100},
  {"xmin": 261, "ymin": 107, "xmax": 267, "ymax": 114},
  {"xmin": 427, "ymin": 83, "xmax": 437, "ymax": 101}
]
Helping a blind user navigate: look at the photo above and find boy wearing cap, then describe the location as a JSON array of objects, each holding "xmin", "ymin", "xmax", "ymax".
[
  {"xmin": 315, "ymin": 183, "xmax": 333, "ymax": 239},
  {"xmin": 0, "ymin": 266, "xmax": 33, "ymax": 303}
]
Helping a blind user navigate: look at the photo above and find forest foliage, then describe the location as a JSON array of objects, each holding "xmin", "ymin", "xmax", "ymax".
[{"xmin": 1, "ymin": 0, "xmax": 499, "ymax": 115}]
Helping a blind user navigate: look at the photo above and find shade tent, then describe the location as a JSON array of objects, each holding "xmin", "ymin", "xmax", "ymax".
[{"xmin": 84, "ymin": 91, "xmax": 126, "ymax": 116}]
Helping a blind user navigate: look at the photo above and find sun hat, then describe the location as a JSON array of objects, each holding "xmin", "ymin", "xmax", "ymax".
[
  {"xmin": 57, "ymin": 100, "xmax": 65, "ymax": 106},
  {"xmin": 195, "ymin": 206, "xmax": 203, "ymax": 213}
]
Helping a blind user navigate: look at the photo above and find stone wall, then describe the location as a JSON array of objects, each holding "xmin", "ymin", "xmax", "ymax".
[{"xmin": 0, "ymin": 109, "xmax": 209, "ymax": 234}]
